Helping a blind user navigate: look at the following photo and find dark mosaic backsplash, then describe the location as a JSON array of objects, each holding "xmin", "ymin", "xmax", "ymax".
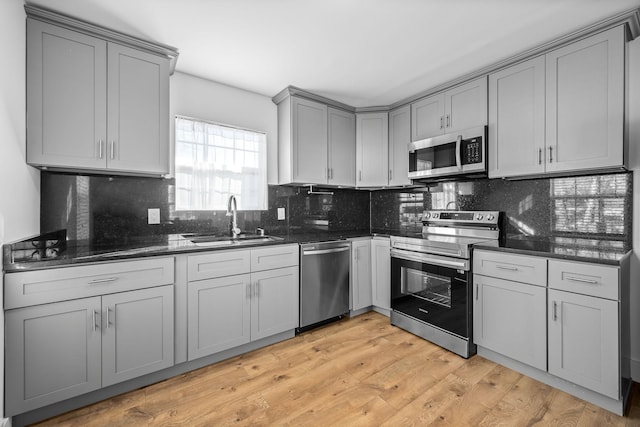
[
  {"xmin": 41, "ymin": 171, "xmax": 632, "ymax": 247},
  {"xmin": 371, "ymin": 172, "xmax": 632, "ymax": 243},
  {"xmin": 40, "ymin": 172, "xmax": 370, "ymax": 246}
]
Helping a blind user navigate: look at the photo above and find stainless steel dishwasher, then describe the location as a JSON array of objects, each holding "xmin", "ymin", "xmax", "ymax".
[{"xmin": 298, "ymin": 240, "xmax": 351, "ymax": 331}]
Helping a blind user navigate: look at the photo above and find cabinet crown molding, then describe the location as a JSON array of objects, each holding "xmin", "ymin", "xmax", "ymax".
[{"xmin": 24, "ymin": 4, "xmax": 179, "ymax": 74}]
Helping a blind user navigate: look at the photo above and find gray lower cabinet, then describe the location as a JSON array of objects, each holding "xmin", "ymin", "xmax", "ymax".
[
  {"xmin": 350, "ymin": 238, "xmax": 372, "ymax": 311},
  {"xmin": 473, "ymin": 275, "xmax": 547, "ymax": 371},
  {"xmin": 371, "ymin": 237, "xmax": 390, "ymax": 311},
  {"xmin": 5, "ymin": 285, "xmax": 174, "ymax": 416},
  {"xmin": 102, "ymin": 286, "xmax": 175, "ymax": 387},
  {"xmin": 5, "ymin": 297, "xmax": 102, "ymax": 415},
  {"xmin": 186, "ymin": 246, "xmax": 299, "ymax": 361}
]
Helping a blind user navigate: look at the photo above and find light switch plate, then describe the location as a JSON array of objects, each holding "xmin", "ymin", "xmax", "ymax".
[
  {"xmin": 148, "ymin": 208, "xmax": 160, "ymax": 225},
  {"xmin": 277, "ymin": 207, "xmax": 285, "ymax": 220}
]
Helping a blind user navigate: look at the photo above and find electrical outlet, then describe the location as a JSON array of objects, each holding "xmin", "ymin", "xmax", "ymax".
[
  {"xmin": 277, "ymin": 207, "xmax": 285, "ymax": 221},
  {"xmin": 148, "ymin": 208, "xmax": 160, "ymax": 225}
]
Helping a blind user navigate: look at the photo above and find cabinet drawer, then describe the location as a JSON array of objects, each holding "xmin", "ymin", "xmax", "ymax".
[
  {"xmin": 187, "ymin": 250, "xmax": 251, "ymax": 281},
  {"xmin": 251, "ymin": 244, "xmax": 299, "ymax": 272},
  {"xmin": 5, "ymin": 257, "xmax": 174, "ymax": 309},
  {"xmin": 473, "ymin": 250, "xmax": 547, "ymax": 286},
  {"xmin": 548, "ymin": 260, "xmax": 619, "ymax": 300}
]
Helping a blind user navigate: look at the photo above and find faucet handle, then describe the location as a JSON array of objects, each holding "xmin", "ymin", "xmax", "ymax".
[{"xmin": 256, "ymin": 227, "xmax": 265, "ymax": 236}]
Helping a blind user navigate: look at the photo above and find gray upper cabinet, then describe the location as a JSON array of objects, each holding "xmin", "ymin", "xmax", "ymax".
[
  {"xmin": 106, "ymin": 43, "xmax": 169, "ymax": 175},
  {"xmin": 488, "ymin": 56, "xmax": 546, "ymax": 178},
  {"xmin": 489, "ymin": 26, "xmax": 625, "ymax": 178},
  {"xmin": 328, "ymin": 107, "xmax": 356, "ymax": 186},
  {"xmin": 26, "ymin": 17, "xmax": 171, "ymax": 176},
  {"xmin": 388, "ymin": 105, "xmax": 412, "ymax": 186},
  {"xmin": 545, "ymin": 26, "xmax": 624, "ymax": 174},
  {"xmin": 278, "ymin": 96, "xmax": 355, "ymax": 186},
  {"xmin": 411, "ymin": 77, "xmax": 487, "ymax": 141},
  {"xmin": 356, "ymin": 111, "xmax": 389, "ymax": 187}
]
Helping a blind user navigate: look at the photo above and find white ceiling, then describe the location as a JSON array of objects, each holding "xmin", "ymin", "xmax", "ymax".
[{"xmin": 25, "ymin": 0, "xmax": 640, "ymax": 107}]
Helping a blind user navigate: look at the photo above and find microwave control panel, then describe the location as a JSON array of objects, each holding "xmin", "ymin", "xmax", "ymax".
[{"xmin": 462, "ymin": 137, "xmax": 483, "ymax": 164}]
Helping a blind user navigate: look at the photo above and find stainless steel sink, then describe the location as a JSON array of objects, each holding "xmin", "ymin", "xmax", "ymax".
[{"xmin": 182, "ymin": 233, "xmax": 284, "ymax": 247}]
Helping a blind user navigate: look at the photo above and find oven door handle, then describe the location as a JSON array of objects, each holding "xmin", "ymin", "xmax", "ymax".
[
  {"xmin": 391, "ymin": 249, "xmax": 469, "ymax": 271},
  {"xmin": 455, "ymin": 134, "xmax": 463, "ymax": 171}
]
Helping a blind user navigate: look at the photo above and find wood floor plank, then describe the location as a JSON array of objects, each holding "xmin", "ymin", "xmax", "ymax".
[{"xmin": 31, "ymin": 312, "xmax": 640, "ymax": 427}]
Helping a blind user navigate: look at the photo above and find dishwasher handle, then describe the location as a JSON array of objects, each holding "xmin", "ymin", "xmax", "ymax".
[{"xmin": 302, "ymin": 246, "xmax": 351, "ymax": 256}]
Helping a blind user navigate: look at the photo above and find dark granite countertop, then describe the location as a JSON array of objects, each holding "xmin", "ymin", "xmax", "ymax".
[
  {"xmin": 2, "ymin": 229, "xmax": 373, "ymax": 272},
  {"xmin": 4, "ymin": 229, "xmax": 632, "ymax": 272},
  {"xmin": 474, "ymin": 235, "xmax": 632, "ymax": 266}
]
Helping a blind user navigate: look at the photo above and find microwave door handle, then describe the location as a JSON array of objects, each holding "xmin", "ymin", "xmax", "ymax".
[{"xmin": 455, "ymin": 134, "xmax": 462, "ymax": 170}]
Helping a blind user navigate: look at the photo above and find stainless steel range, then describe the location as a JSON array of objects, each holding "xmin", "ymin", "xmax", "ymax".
[{"xmin": 390, "ymin": 210, "xmax": 501, "ymax": 358}]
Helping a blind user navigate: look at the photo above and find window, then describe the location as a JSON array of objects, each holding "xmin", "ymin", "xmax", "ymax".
[
  {"xmin": 175, "ymin": 116, "xmax": 267, "ymax": 211},
  {"xmin": 550, "ymin": 173, "xmax": 629, "ymax": 236}
]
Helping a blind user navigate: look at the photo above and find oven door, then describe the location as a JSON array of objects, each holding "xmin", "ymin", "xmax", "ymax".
[{"xmin": 390, "ymin": 249, "xmax": 470, "ymax": 339}]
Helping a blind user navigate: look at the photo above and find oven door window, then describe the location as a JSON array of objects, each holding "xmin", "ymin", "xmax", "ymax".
[{"xmin": 391, "ymin": 257, "xmax": 469, "ymax": 339}]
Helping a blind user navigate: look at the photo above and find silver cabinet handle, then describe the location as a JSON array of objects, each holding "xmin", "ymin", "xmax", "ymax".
[
  {"xmin": 565, "ymin": 275, "xmax": 598, "ymax": 284},
  {"xmin": 93, "ymin": 310, "xmax": 99, "ymax": 332},
  {"xmin": 455, "ymin": 134, "xmax": 462, "ymax": 171},
  {"xmin": 549, "ymin": 146, "xmax": 553, "ymax": 163},
  {"xmin": 552, "ymin": 301, "xmax": 558, "ymax": 321},
  {"xmin": 110, "ymin": 140, "xmax": 116, "ymax": 160},
  {"xmin": 538, "ymin": 148, "xmax": 542, "ymax": 165},
  {"xmin": 359, "ymin": 170, "xmax": 362, "ymax": 181},
  {"xmin": 303, "ymin": 246, "xmax": 351, "ymax": 256},
  {"xmin": 87, "ymin": 277, "xmax": 118, "ymax": 285},
  {"xmin": 440, "ymin": 116, "xmax": 444, "ymax": 129},
  {"xmin": 496, "ymin": 265, "xmax": 518, "ymax": 271},
  {"xmin": 475, "ymin": 283, "xmax": 479, "ymax": 301},
  {"xmin": 98, "ymin": 140, "xmax": 104, "ymax": 159},
  {"xmin": 330, "ymin": 168, "xmax": 333, "ymax": 179},
  {"xmin": 106, "ymin": 307, "xmax": 112, "ymax": 329},
  {"xmin": 446, "ymin": 114, "xmax": 450, "ymax": 128}
]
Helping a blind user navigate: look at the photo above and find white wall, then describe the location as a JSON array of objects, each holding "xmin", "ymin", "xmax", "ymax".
[
  {"xmin": 1, "ymin": 0, "xmax": 40, "ymax": 421},
  {"xmin": 169, "ymin": 72, "xmax": 278, "ymax": 185},
  {"xmin": 628, "ymin": 37, "xmax": 640, "ymax": 380}
]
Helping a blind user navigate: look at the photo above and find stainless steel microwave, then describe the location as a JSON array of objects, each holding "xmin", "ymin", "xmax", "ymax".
[{"xmin": 408, "ymin": 126, "xmax": 487, "ymax": 181}]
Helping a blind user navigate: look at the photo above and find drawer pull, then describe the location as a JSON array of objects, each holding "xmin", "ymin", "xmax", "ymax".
[
  {"xmin": 87, "ymin": 277, "xmax": 119, "ymax": 285},
  {"xmin": 565, "ymin": 275, "xmax": 598, "ymax": 285},
  {"xmin": 106, "ymin": 307, "xmax": 112, "ymax": 329},
  {"xmin": 496, "ymin": 265, "xmax": 518, "ymax": 271},
  {"xmin": 93, "ymin": 310, "xmax": 99, "ymax": 332}
]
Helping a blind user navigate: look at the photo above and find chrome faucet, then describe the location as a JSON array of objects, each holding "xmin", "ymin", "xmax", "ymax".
[{"xmin": 226, "ymin": 195, "xmax": 241, "ymax": 237}]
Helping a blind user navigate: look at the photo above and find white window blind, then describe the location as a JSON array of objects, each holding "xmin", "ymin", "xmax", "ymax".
[
  {"xmin": 175, "ymin": 116, "xmax": 267, "ymax": 211},
  {"xmin": 550, "ymin": 173, "xmax": 628, "ymax": 236}
]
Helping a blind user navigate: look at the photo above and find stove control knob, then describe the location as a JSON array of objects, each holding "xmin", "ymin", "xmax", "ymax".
[
  {"xmin": 487, "ymin": 214, "xmax": 495, "ymax": 221},
  {"xmin": 432, "ymin": 213, "xmax": 438, "ymax": 219},
  {"xmin": 476, "ymin": 214, "xmax": 484, "ymax": 221},
  {"xmin": 424, "ymin": 212, "xmax": 431, "ymax": 219}
]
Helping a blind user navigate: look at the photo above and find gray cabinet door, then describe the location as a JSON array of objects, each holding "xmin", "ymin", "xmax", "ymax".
[
  {"xmin": 356, "ymin": 112, "xmax": 389, "ymax": 187},
  {"xmin": 292, "ymin": 97, "xmax": 328, "ymax": 183},
  {"xmin": 371, "ymin": 238, "xmax": 391, "ymax": 310},
  {"xmin": 445, "ymin": 76, "xmax": 487, "ymax": 134},
  {"xmin": 26, "ymin": 18, "xmax": 107, "ymax": 170},
  {"xmin": 411, "ymin": 93, "xmax": 445, "ymax": 141},
  {"xmin": 473, "ymin": 275, "xmax": 547, "ymax": 371},
  {"xmin": 5, "ymin": 297, "xmax": 102, "ymax": 416},
  {"xmin": 107, "ymin": 43, "xmax": 170, "ymax": 175},
  {"xmin": 351, "ymin": 239, "xmax": 372, "ymax": 310},
  {"xmin": 187, "ymin": 274, "xmax": 251, "ymax": 360},
  {"xmin": 328, "ymin": 107, "xmax": 356, "ymax": 186},
  {"xmin": 488, "ymin": 56, "xmax": 546, "ymax": 178},
  {"xmin": 388, "ymin": 105, "xmax": 411, "ymax": 186},
  {"xmin": 548, "ymin": 289, "xmax": 619, "ymax": 399},
  {"xmin": 250, "ymin": 267, "xmax": 299, "ymax": 340},
  {"xmin": 545, "ymin": 26, "xmax": 624, "ymax": 173},
  {"xmin": 102, "ymin": 286, "xmax": 174, "ymax": 386}
]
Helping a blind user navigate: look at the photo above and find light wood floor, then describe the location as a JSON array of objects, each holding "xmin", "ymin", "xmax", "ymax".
[{"xmin": 33, "ymin": 312, "xmax": 640, "ymax": 426}]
